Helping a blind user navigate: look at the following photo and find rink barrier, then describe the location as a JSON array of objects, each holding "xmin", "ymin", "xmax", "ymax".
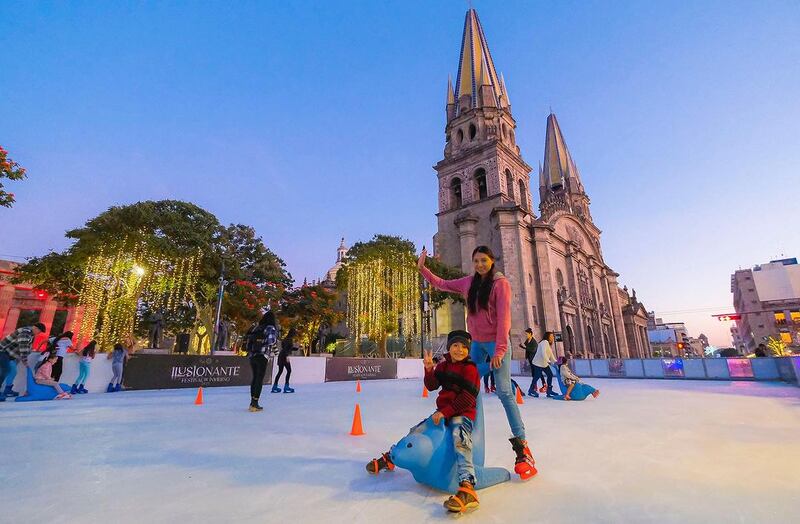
[{"xmin": 512, "ymin": 357, "xmax": 799, "ymax": 385}]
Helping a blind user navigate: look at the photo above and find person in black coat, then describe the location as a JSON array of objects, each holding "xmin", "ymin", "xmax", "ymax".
[{"xmin": 272, "ymin": 327, "xmax": 295, "ymax": 393}]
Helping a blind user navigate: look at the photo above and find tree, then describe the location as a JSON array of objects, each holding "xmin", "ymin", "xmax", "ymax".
[
  {"xmin": 336, "ymin": 234, "xmax": 422, "ymax": 357},
  {"xmin": 0, "ymin": 145, "xmax": 27, "ymax": 208},
  {"xmin": 423, "ymin": 255, "xmax": 465, "ymax": 308},
  {"xmin": 279, "ymin": 284, "xmax": 343, "ymax": 356},
  {"xmin": 13, "ymin": 200, "xmax": 291, "ymax": 351}
]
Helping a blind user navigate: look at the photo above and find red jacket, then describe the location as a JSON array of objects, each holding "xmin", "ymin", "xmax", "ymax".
[{"xmin": 424, "ymin": 354, "xmax": 480, "ymax": 421}]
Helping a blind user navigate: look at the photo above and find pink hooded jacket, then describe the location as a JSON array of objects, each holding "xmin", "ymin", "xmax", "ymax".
[{"xmin": 420, "ymin": 265, "xmax": 512, "ymax": 359}]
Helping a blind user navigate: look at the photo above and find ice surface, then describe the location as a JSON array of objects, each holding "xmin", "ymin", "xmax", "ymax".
[{"xmin": 1, "ymin": 378, "xmax": 799, "ymax": 523}]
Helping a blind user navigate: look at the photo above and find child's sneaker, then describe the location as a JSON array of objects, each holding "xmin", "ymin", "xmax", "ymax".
[
  {"xmin": 55, "ymin": 392, "xmax": 72, "ymax": 400},
  {"xmin": 365, "ymin": 452, "xmax": 395, "ymax": 474},
  {"xmin": 443, "ymin": 481, "xmax": 479, "ymax": 513},
  {"xmin": 509, "ymin": 437, "xmax": 537, "ymax": 480}
]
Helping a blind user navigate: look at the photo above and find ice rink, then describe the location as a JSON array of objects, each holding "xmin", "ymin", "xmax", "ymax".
[{"xmin": 2, "ymin": 377, "xmax": 799, "ymax": 523}]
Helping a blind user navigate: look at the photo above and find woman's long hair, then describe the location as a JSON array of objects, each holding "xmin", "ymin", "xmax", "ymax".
[
  {"xmin": 467, "ymin": 246, "xmax": 497, "ymax": 314},
  {"xmin": 82, "ymin": 341, "xmax": 97, "ymax": 358}
]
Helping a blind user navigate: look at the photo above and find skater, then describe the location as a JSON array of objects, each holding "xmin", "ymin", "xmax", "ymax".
[
  {"xmin": 558, "ymin": 356, "xmax": 600, "ymax": 400},
  {"xmin": 0, "ymin": 322, "xmax": 45, "ymax": 402},
  {"xmin": 71, "ymin": 341, "xmax": 96, "ymax": 394},
  {"xmin": 419, "ymin": 246, "xmax": 536, "ymax": 479},
  {"xmin": 272, "ymin": 327, "xmax": 295, "ymax": 394},
  {"xmin": 49, "ymin": 331, "xmax": 74, "ymax": 382},
  {"xmin": 530, "ymin": 332, "xmax": 557, "ymax": 398},
  {"xmin": 520, "ymin": 328, "xmax": 545, "ymax": 394},
  {"xmin": 35, "ymin": 353, "xmax": 71, "ymax": 399},
  {"xmin": 244, "ymin": 311, "xmax": 277, "ymax": 411},
  {"xmin": 366, "ymin": 330, "xmax": 481, "ymax": 514},
  {"xmin": 106, "ymin": 341, "xmax": 129, "ymax": 392}
]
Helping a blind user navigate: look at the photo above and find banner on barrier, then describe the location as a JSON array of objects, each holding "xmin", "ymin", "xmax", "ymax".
[
  {"xmin": 609, "ymin": 358, "xmax": 625, "ymax": 377},
  {"xmin": 727, "ymin": 358, "xmax": 754, "ymax": 378},
  {"xmin": 662, "ymin": 358, "xmax": 685, "ymax": 378},
  {"xmin": 123, "ymin": 354, "xmax": 273, "ymax": 390},
  {"xmin": 325, "ymin": 357, "xmax": 397, "ymax": 382}
]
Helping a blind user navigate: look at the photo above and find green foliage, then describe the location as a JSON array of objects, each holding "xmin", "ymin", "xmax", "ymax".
[
  {"xmin": 13, "ymin": 200, "xmax": 292, "ymax": 338},
  {"xmin": 335, "ymin": 234, "xmax": 417, "ymax": 290},
  {"xmin": 423, "ymin": 256, "xmax": 465, "ymax": 308},
  {"xmin": 0, "ymin": 145, "xmax": 27, "ymax": 208},
  {"xmin": 278, "ymin": 284, "xmax": 343, "ymax": 355}
]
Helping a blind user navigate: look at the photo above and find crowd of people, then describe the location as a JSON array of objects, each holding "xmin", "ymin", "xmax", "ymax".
[{"xmin": 0, "ymin": 324, "xmax": 130, "ymax": 401}]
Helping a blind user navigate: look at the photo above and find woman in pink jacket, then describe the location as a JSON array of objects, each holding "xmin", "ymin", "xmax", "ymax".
[{"xmin": 418, "ymin": 245, "xmax": 536, "ymax": 480}]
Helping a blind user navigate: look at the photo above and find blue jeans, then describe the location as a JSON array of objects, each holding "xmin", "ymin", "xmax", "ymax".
[
  {"xmin": 76, "ymin": 361, "xmax": 91, "ymax": 385},
  {"xmin": 5, "ymin": 358, "xmax": 17, "ymax": 388},
  {"xmin": 406, "ymin": 416, "xmax": 476, "ymax": 485},
  {"xmin": 471, "ymin": 341, "xmax": 526, "ymax": 440},
  {"xmin": 0, "ymin": 352, "xmax": 10, "ymax": 399}
]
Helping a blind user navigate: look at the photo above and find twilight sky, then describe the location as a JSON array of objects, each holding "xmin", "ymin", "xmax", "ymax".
[{"xmin": 1, "ymin": 1, "xmax": 798, "ymax": 347}]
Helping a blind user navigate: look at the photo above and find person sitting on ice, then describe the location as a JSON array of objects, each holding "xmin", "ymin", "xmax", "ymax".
[
  {"xmin": 34, "ymin": 352, "xmax": 71, "ymax": 399},
  {"xmin": 558, "ymin": 356, "xmax": 600, "ymax": 400},
  {"xmin": 365, "ymin": 329, "xmax": 481, "ymax": 514}
]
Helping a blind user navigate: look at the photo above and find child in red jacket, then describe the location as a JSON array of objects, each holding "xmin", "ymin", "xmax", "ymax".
[{"xmin": 366, "ymin": 330, "xmax": 480, "ymax": 513}]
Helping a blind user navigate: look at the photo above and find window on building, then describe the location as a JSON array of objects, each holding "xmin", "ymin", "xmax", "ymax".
[
  {"xmin": 457, "ymin": 129, "xmax": 464, "ymax": 144},
  {"xmin": 474, "ymin": 168, "xmax": 487, "ymax": 199},
  {"xmin": 469, "ymin": 123, "xmax": 477, "ymax": 140},
  {"xmin": 450, "ymin": 177, "xmax": 463, "ymax": 209},
  {"xmin": 532, "ymin": 305, "xmax": 538, "ymax": 324},
  {"xmin": 15, "ymin": 309, "xmax": 41, "ymax": 329},
  {"xmin": 50, "ymin": 310, "xmax": 68, "ymax": 335},
  {"xmin": 780, "ymin": 332, "xmax": 792, "ymax": 344},
  {"xmin": 518, "ymin": 180, "xmax": 528, "ymax": 210},
  {"xmin": 556, "ymin": 269, "xmax": 564, "ymax": 288},
  {"xmin": 790, "ymin": 311, "xmax": 800, "ymax": 323},
  {"xmin": 774, "ymin": 312, "xmax": 787, "ymax": 326},
  {"xmin": 505, "ymin": 169, "xmax": 515, "ymax": 202}
]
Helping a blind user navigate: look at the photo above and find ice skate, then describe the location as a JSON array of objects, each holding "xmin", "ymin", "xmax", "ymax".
[
  {"xmin": 249, "ymin": 397, "xmax": 264, "ymax": 412},
  {"xmin": 106, "ymin": 383, "xmax": 115, "ymax": 393},
  {"xmin": 365, "ymin": 452, "xmax": 394, "ymax": 474},
  {"xmin": 282, "ymin": 385, "xmax": 295, "ymax": 393},
  {"xmin": 71, "ymin": 384, "xmax": 79, "ymax": 395},
  {"xmin": 270, "ymin": 384, "xmax": 282, "ymax": 393},
  {"xmin": 592, "ymin": 389, "xmax": 600, "ymax": 398},
  {"xmin": 509, "ymin": 437, "xmax": 537, "ymax": 480},
  {"xmin": 443, "ymin": 482, "xmax": 479, "ymax": 513},
  {"xmin": 79, "ymin": 385, "xmax": 88, "ymax": 394},
  {"xmin": 4, "ymin": 385, "xmax": 19, "ymax": 397}
]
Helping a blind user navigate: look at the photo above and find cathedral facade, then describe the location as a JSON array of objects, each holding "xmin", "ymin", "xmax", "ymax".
[{"xmin": 431, "ymin": 9, "xmax": 651, "ymax": 359}]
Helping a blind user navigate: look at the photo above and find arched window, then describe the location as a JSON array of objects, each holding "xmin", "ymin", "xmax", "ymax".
[
  {"xmin": 518, "ymin": 180, "xmax": 528, "ymax": 210},
  {"xmin": 587, "ymin": 326, "xmax": 596, "ymax": 357},
  {"xmin": 565, "ymin": 325, "xmax": 575, "ymax": 355},
  {"xmin": 556, "ymin": 269, "xmax": 564, "ymax": 288},
  {"xmin": 456, "ymin": 129, "xmax": 464, "ymax": 144},
  {"xmin": 505, "ymin": 169, "xmax": 515, "ymax": 202},
  {"xmin": 450, "ymin": 177, "xmax": 462, "ymax": 209},
  {"xmin": 469, "ymin": 123, "xmax": 477, "ymax": 141},
  {"xmin": 473, "ymin": 168, "xmax": 487, "ymax": 200}
]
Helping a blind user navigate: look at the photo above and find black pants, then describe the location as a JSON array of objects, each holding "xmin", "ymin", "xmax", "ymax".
[
  {"xmin": 483, "ymin": 370, "xmax": 495, "ymax": 389},
  {"xmin": 53, "ymin": 356, "xmax": 64, "ymax": 381},
  {"xmin": 531, "ymin": 365, "xmax": 554, "ymax": 393},
  {"xmin": 528, "ymin": 358, "xmax": 546, "ymax": 386},
  {"xmin": 275, "ymin": 356, "xmax": 291, "ymax": 386},
  {"xmin": 0, "ymin": 352, "xmax": 10, "ymax": 397},
  {"xmin": 250, "ymin": 354, "xmax": 268, "ymax": 400}
]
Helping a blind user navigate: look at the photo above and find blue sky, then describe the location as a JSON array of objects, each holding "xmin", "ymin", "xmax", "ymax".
[{"xmin": 1, "ymin": 1, "xmax": 798, "ymax": 346}]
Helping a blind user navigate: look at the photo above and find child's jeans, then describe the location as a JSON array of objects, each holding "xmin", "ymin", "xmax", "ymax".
[
  {"xmin": 406, "ymin": 415, "xmax": 476, "ymax": 486},
  {"xmin": 471, "ymin": 341, "xmax": 526, "ymax": 440},
  {"xmin": 76, "ymin": 361, "xmax": 91, "ymax": 385}
]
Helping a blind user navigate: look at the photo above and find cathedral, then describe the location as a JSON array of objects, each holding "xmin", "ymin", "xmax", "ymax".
[{"xmin": 431, "ymin": 9, "xmax": 651, "ymax": 359}]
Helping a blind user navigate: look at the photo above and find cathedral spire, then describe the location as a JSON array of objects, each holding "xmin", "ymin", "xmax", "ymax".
[
  {"xmin": 454, "ymin": 9, "xmax": 502, "ymax": 114},
  {"xmin": 446, "ymin": 75, "xmax": 455, "ymax": 105},
  {"xmin": 542, "ymin": 112, "xmax": 584, "ymax": 194}
]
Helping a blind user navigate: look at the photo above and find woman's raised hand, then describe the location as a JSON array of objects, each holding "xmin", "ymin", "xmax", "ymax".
[
  {"xmin": 423, "ymin": 348, "xmax": 434, "ymax": 371},
  {"xmin": 417, "ymin": 247, "xmax": 427, "ymax": 271}
]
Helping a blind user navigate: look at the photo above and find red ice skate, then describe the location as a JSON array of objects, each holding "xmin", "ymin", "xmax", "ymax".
[
  {"xmin": 366, "ymin": 452, "xmax": 395, "ymax": 474},
  {"xmin": 509, "ymin": 437, "xmax": 537, "ymax": 480}
]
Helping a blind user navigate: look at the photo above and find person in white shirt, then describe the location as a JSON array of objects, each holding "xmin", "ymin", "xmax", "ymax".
[
  {"xmin": 530, "ymin": 332, "xmax": 557, "ymax": 398},
  {"xmin": 50, "ymin": 331, "xmax": 74, "ymax": 382}
]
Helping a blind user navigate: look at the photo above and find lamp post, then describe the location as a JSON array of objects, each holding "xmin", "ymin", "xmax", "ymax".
[{"xmin": 210, "ymin": 260, "xmax": 226, "ymax": 355}]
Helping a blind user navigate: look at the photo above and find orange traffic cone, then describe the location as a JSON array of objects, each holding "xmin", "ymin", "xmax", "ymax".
[
  {"xmin": 350, "ymin": 403, "xmax": 365, "ymax": 436},
  {"xmin": 356, "ymin": 380, "xmax": 361, "ymax": 393},
  {"xmin": 515, "ymin": 386, "xmax": 524, "ymax": 405},
  {"xmin": 422, "ymin": 386, "xmax": 429, "ymax": 398},
  {"xmin": 194, "ymin": 387, "xmax": 204, "ymax": 405}
]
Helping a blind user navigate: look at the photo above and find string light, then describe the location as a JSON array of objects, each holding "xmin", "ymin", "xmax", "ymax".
[
  {"xmin": 346, "ymin": 254, "xmax": 427, "ymax": 353},
  {"xmin": 76, "ymin": 239, "xmax": 201, "ymax": 351}
]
